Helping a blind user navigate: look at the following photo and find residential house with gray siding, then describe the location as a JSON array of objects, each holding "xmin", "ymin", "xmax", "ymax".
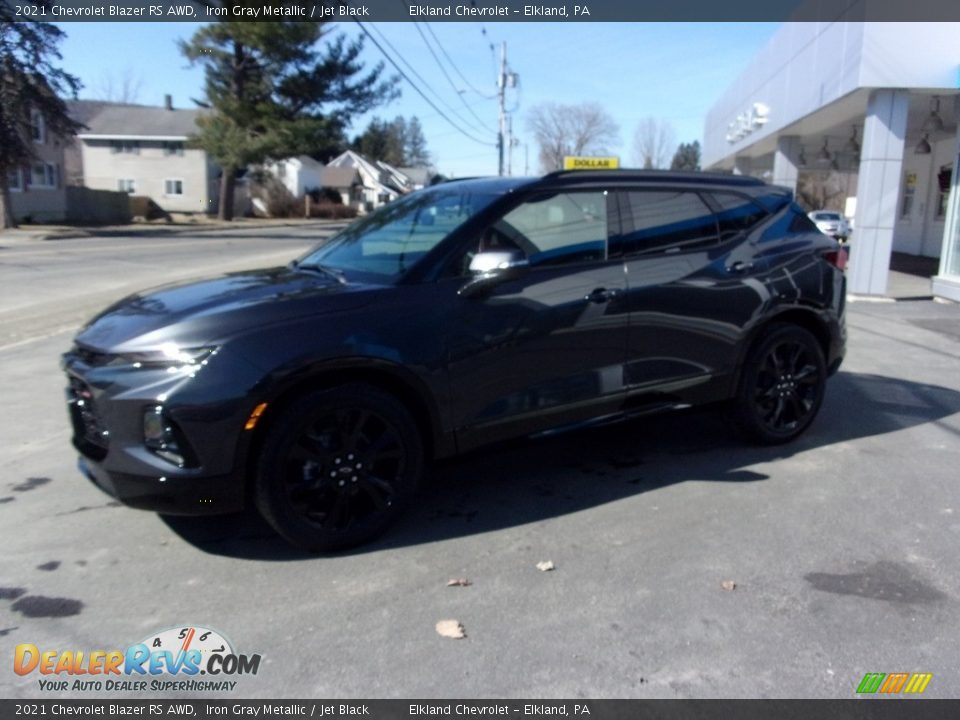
[
  {"xmin": 68, "ymin": 98, "xmax": 221, "ymax": 214},
  {"xmin": 7, "ymin": 108, "xmax": 68, "ymax": 223}
]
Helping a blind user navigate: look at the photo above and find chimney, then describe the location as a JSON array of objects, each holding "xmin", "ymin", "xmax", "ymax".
[{"xmin": 164, "ymin": 94, "xmax": 173, "ymax": 111}]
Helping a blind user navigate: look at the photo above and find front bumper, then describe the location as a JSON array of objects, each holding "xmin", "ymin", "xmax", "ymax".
[
  {"xmin": 818, "ymin": 225, "xmax": 847, "ymax": 239},
  {"xmin": 62, "ymin": 346, "xmax": 265, "ymax": 517},
  {"xmin": 78, "ymin": 456, "xmax": 243, "ymax": 515}
]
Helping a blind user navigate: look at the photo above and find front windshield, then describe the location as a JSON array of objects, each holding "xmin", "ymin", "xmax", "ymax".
[{"xmin": 298, "ymin": 187, "xmax": 500, "ymax": 281}]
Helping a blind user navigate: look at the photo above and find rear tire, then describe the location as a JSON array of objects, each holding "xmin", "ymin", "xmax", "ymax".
[
  {"xmin": 255, "ymin": 383, "xmax": 424, "ymax": 552},
  {"xmin": 732, "ymin": 324, "xmax": 827, "ymax": 445}
]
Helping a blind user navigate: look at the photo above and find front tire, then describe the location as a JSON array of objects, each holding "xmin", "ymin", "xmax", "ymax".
[
  {"xmin": 732, "ymin": 324, "xmax": 827, "ymax": 444},
  {"xmin": 255, "ymin": 383, "xmax": 424, "ymax": 552}
]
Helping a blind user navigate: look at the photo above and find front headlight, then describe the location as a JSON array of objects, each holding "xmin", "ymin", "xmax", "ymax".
[{"xmin": 115, "ymin": 344, "xmax": 218, "ymax": 370}]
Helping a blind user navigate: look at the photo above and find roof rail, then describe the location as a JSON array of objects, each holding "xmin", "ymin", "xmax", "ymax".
[{"xmin": 540, "ymin": 169, "xmax": 765, "ymax": 186}]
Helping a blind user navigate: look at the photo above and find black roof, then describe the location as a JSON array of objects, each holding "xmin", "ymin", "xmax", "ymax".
[{"xmin": 437, "ymin": 171, "xmax": 788, "ymax": 203}]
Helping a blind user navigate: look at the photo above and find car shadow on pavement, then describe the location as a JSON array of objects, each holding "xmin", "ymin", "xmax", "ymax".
[{"xmin": 160, "ymin": 371, "xmax": 960, "ymax": 560}]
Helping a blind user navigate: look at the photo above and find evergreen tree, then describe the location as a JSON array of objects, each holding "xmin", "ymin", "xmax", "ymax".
[
  {"xmin": 670, "ymin": 140, "xmax": 702, "ymax": 172},
  {"xmin": 351, "ymin": 115, "xmax": 431, "ymax": 167},
  {"xmin": 0, "ymin": 6, "xmax": 82, "ymax": 228},
  {"xmin": 181, "ymin": 20, "xmax": 396, "ymax": 220},
  {"xmin": 404, "ymin": 116, "xmax": 430, "ymax": 166},
  {"xmin": 351, "ymin": 118, "xmax": 393, "ymax": 163}
]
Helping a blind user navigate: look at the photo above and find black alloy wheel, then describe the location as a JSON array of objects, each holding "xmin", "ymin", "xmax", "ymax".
[
  {"xmin": 255, "ymin": 384, "xmax": 424, "ymax": 552},
  {"xmin": 733, "ymin": 324, "xmax": 827, "ymax": 444}
]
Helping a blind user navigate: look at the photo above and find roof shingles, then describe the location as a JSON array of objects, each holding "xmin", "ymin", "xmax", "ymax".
[{"xmin": 69, "ymin": 100, "xmax": 205, "ymax": 138}]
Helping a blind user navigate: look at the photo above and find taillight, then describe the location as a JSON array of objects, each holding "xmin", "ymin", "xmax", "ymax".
[{"xmin": 823, "ymin": 246, "xmax": 847, "ymax": 271}]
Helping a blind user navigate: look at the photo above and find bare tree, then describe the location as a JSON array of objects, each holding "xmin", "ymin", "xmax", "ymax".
[
  {"xmin": 632, "ymin": 117, "xmax": 676, "ymax": 170},
  {"xmin": 94, "ymin": 69, "xmax": 143, "ymax": 104},
  {"xmin": 796, "ymin": 170, "xmax": 852, "ymax": 212},
  {"xmin": 527, "ymin": 102, "xmax": 619, "ymax": 172}
]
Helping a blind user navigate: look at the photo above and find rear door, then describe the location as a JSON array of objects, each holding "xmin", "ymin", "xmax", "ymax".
[{"xmin": 617, "ymin": 189, "xmax": 768, "ymax": 402}]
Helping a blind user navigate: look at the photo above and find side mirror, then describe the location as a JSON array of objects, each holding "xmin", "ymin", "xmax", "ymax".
[
  {"xmin": 459, "ymin": 251, "xmax": 528, "ymax": 298},
  {"xmin": 467, "ymin": 250, "xmax": 526, "ymax": 274}
]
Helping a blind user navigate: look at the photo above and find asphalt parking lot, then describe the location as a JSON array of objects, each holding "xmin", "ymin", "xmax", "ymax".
[{"xmin": 1, "ymin": 226, "xmax": 959, "ymax": 698}]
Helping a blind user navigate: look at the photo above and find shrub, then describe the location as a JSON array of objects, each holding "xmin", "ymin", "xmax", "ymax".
[
  {"xmin": 308, "ymin": 200, "xmax": 357, "ymax": 220},
  {"xmin": 305, "ymin": 186, "xmax": 344, "ymax": 205}
]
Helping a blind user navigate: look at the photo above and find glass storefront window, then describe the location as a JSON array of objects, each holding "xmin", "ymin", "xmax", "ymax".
[{"xmin": 943, "ymin": 159, "xmax": 960, "ymax": 277}]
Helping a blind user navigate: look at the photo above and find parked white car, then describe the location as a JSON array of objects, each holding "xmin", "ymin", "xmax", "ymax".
[{"xmin": 808, "ymin": 211, "xmax": 850, "ymax": 241}]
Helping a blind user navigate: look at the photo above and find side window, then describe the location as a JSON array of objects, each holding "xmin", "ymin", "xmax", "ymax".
[
  {"xmin": 710, "ymin": 192, "xmax": 769, "ymax": 241},
  {"xmin": 482, "ymin": 191, "xmax": 608, "ymax": 268},
  {"xmin": 789, "ymin": 210, "xmax": 819, "ymax": 234},
  {"xmin": 619, "ymin": 191, "xmax": 718, "ymax": 255}
]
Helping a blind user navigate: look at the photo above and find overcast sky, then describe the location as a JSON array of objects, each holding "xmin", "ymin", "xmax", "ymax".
[{"xmin": 56, "ymin": 21, "xmax": 780, "ymax": 176}]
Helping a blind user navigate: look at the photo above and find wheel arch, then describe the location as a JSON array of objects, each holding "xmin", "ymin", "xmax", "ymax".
[
  {"xmin": 732, "ymin": 306, "xmax": 832, "ymax": 394},
  {"xmin": 236, "ymin": 359, "xmax": 451, "ymax": 503}
]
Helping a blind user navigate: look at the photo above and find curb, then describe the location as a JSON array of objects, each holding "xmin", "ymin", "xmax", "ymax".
[{"xmin": 0, "ymin": 219, "xmax": 346, "ymax": 244}]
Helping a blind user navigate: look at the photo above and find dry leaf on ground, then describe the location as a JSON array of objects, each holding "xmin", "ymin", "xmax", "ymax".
[
  {"xmin": 721, "ymin": 580, "xmax": 737, "ymax": 591},
  {"xmin": 536, "ymin": 560, "xmax": 555, "ymax": 572},
  {"xmin": 435, "ymin": 620, "xmax": 466, "ymax": 639},
  {"xmin": 447, "ymin": 578, "xmax": 472, "ymax": 587}
]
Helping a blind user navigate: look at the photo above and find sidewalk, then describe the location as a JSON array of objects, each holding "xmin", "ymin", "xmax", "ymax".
[
  {"xmin": 0, "ymin": 217, "xmax": 346, "ymax": 244},
  {"xmin": 850, "ymin": 252, "xmax": 941, "ymax": 302}
]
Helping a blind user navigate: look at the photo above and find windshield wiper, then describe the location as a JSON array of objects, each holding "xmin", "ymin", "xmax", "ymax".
[{"xmin": 292, "ymin": 260, "xmax": 347, "ymax": 284}]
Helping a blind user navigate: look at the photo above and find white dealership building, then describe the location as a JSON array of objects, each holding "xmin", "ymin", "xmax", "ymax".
[{"xmin": 702, "ymin": 19, "xmax": 960, "ymax": 300}]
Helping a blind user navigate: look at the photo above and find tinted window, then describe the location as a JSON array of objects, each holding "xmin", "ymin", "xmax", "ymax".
[
  {"xmin": 485, "ymin": 191, "xmax": 608, "ymax": 267},
  {"xmin": 300, "ymin": 187, "xmax": 500, "ymax": 280},
  {"xmin": 789, "ymin": 211, "xmax": 820, "ymax": 233},
  {"xmin": 619, "ymin": 191, "xmax": 718, "ymax": 255},
  {"xmin": 711, "ymin": 192, "xmax": 769, "ymax": 240}
]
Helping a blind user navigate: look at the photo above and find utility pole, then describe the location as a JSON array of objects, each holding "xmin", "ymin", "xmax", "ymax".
[
  {"xmin": 497, "ymin": 41, "xmax": 507, "ymax": 177},
  {"xmin": 495, "ymin": 42, "xmax": 519, "ymax": 176},
  {"xmin": 507, "ymin": 115, "xmax": 513, "ymax": 176}
]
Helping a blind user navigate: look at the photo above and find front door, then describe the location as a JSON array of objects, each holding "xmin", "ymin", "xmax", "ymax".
[{"xmin": 444, "ymin": 190, "xmax": 630, "ymax": 450}]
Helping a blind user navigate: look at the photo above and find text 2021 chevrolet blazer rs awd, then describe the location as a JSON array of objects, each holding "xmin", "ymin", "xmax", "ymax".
[{"xmin": 62, "ymin": 171, "xmax": 846, "ymax": 551}]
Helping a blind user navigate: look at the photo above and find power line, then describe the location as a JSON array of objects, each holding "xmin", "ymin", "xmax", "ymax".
[
  {"xmin": 413, "ymin": 22, "xmax": 498, "ymax": 135},
  {"xmin": 363, "ymin": 22, "xmax": 493, "ymax": 142},
  {"xmin": 422, "ymin": 23, "xmax": 498, "ymax": 101},
  {"xmin": 416, "ymin": 96, "xmax": 494, "ymax": 125}
]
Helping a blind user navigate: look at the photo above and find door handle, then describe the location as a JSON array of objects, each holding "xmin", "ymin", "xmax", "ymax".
[
  {"xmin": 726, "ymin": 261, "xmax": 755, "ymax": 274},
  {"xmin": 585, "ymin": 287, "xmax": 617, "ymax": 303}
]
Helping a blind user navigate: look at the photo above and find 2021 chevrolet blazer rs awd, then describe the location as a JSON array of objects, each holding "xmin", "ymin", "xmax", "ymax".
[{"xmin": 62, "ymin": 171, "xmax": 846, "ymax": 551}]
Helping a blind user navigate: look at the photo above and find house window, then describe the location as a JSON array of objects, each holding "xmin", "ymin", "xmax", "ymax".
[
  {"xmin": 163, "ymin": 142, "xmax": 184, "ymax": 157},
  {"xmin": 111, "ymin": 141, "xmax": 140, "ymax": 155},
  {"xmin": 7, "ymin": 168, "xmax": 22, "ymax": 192},
  {"xmin": 117, "ymin": 179, "xmax": 136, "ymax": 194},
  {"xmin": 30, "ymin": 162, "xmax": 57, "ymax": 189},
  {"xmin": 30, "ymin": 110, "xmax": 45, "ymax": 144},
  {"xmin": 164, "ymin": 179, "xmax": 183, "ymax": 196}
]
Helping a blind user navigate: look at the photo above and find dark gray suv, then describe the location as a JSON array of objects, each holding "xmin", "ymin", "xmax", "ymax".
[{"xmin": 63, "ymin": 170, "xmax": 847, "ymax": 551}]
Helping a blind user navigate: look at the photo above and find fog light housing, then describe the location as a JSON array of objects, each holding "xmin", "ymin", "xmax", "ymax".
[{"xmin": 143, "ymin": 406, "xmax": 187, "ymax": 467}]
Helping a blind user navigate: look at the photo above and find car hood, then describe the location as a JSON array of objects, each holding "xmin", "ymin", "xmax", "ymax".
[{"xmin": 75, "ymin": 266, "xmax": 378, "ymax": 352}]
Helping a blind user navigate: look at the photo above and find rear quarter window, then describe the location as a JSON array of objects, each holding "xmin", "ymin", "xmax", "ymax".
[
  {"xmin": 710, "ymin": 192, "xmax": 769, "ymax": 240},
  {"xmin": 789, "ymin": 211, "xmax": 821, "ymax": 233}
]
